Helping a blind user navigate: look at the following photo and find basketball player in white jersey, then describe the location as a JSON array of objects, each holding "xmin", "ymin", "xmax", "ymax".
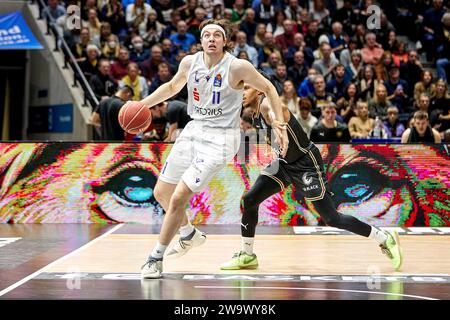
[{"xmin": 137, "ymin": 19, "xmax": 289, "ymax": 279}]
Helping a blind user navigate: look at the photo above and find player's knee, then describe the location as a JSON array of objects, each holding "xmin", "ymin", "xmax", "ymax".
[
  {"xmin": 321, "ymin": 214, "xmax": 341, "ymax": 228},
  {"xmin": 242, "ymin": 192, "xmax": 258, "ymax": 210},
  {"xmin": 168, "ymin": 193, "xmax": 189, "ymax": 214},
  {"xmin": 153, "ymin": 186, "xmax": 168, "ymax": 207}
]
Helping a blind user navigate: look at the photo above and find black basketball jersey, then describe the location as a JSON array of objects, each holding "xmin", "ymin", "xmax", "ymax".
[{"xmin": 253, "ymin": 106, "xmax": 311, "ymax": 163}]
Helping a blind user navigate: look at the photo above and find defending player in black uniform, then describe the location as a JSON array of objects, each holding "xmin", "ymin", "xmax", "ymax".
[{"xmin": 221, "ymin": 83, "xmax": 404, "ymax": 271}]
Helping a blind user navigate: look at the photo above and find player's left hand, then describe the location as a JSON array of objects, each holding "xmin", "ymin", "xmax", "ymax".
[{"xmin": 273, "ymin": 125, "xmax": 289, "ymax": 158}]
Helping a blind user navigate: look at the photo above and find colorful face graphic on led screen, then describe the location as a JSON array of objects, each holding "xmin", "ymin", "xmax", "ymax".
[{"xmin": 0, "ymin": 143, "xmax": 449, "ymax": 226}]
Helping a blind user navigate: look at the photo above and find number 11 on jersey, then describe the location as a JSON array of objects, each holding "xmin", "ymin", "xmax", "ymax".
[{"xmin": 212, "ymin": 91, "xmax": 221, "ymax": 104}]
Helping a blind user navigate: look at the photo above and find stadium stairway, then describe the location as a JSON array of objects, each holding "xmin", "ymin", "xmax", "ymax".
[{"xmin": 27, "ymin": 1, "xmax": 96, "ymax": 140}]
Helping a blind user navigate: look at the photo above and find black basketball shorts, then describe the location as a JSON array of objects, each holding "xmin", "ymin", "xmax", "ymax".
[{"xmin": 261, "ymin": 143, "xmax": 329, "ymax": 201}]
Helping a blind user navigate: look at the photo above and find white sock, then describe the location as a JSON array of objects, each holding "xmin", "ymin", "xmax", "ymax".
[
  {"xmin": 151, "ymin": 242, "xmax": 167, "ymax": 259},
  {"xmin": 179, "ymin": 222, "xmax": 195, "ymax": 238},
  {"xmin": 241, "ymin": 237, "xmax": 255, "ymax": 255},
  {"xmin": 369, "ymin": 227, "xmax": 388, "ymax": 245}
]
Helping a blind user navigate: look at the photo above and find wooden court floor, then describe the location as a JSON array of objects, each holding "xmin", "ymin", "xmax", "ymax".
[{"xmin": 1, "ymin": 224, "xmax": 449, "ymax": 300}]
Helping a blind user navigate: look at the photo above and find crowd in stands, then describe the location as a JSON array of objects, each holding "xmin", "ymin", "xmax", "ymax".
[{"xmin": 43, "ymin": 0, "xmax": 450, "ymax": 143}]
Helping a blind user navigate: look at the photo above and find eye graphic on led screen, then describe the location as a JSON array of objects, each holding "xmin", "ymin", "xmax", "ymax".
[
  {"xmin": 330, "ymin": 163, "xmax": 389, "ymax": 206},
  {"xmin": 90, "ymin": 160, "xmax": 162, "ymax": 223},
  {"xmin": 314, "ymin": 146, "xmax": 424, "ymax": 227},
  {"xmin": 93, "ymin": 167, "xmax": 158, "ymax": 207},
  {"xmin": 0, "ymin": 143, "xmax": 448, "ymax": 226}
]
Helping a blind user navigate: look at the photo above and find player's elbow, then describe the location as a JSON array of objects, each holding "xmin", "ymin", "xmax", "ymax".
[
  {"xmin": 90, "ymin": 114, "xmax": 101, "ymax": 127},
  {"xmin": 165, "ymin": 81, "xmax": 176, "ymax": 94},
  {"xmin": 400, "ymin": 131, "xmax": 409, "ymax": 143},
  {"xmin": 166, "ymin": 80, "xmax": 183, "ymax": 95},
  {"xmin": 261, "ymin": 81, "xmax": 276, "ymax": 97},
  {"xmin": 434, "ymin": 131, "xmax": 442, "ymax": 143}
]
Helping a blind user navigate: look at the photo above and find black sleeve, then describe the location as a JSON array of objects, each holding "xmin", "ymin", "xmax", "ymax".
[
  {"xmin": 310, "ymin": 127, "xmax": 318, "ymax": 142},
  {"xmin": 95, "ymin": 99, "xmax": 109, "ymax": 118},
  {"xmin": 342, "ymin": 127, "xmax": 351, "ymax": 142},
  {"xmin": 93, "ymin": 100, "xmax": 102, "ymax": 114},
  {"xmin": 165, "ymin": 104, "xmax": 178, "ymax": 124},
  {"xmin": 166, "ymin": 102, "xmax": 186, "ymax": 125},
  {"xmin": 89, "ymin": 76, "xmax": 103, "ymax": 101},
  {"xmin": 79, "ymin": 61, "xmax": 94, "ymax": 81}
]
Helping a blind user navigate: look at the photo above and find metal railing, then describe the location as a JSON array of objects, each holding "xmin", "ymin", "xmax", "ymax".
[{"xmin": 32, "ymin": 0, "xmax": 99, "ymax": 110}]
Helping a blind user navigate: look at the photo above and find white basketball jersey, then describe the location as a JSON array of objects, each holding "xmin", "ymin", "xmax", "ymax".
[{"xmin": 187, "ymin": 52, "xmax": 243, "ymax": 129}]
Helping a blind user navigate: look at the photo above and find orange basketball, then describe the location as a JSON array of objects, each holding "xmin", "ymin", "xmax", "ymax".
[{"xmin": 118, "ymin": 101, "xmax": 152, "ymax": 134}]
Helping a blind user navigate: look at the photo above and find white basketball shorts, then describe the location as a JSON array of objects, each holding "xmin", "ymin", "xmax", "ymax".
[{"xmin": 159, "ymin": 121, "xmax": 240, "ymax": 193}]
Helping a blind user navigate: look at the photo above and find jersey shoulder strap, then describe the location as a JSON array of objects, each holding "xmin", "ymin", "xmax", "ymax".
[{"xmin": 252, "ymin": 96, "xmax": 269, "ymax": 130}]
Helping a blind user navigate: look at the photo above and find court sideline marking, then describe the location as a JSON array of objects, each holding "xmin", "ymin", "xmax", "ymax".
[
  {"xmin": 0, "ymin": 224, "xmax": 124, "ymax": 297},
  {"xmin": 194, "ymin": 285, "xmax": 439, "ymax": 300}
]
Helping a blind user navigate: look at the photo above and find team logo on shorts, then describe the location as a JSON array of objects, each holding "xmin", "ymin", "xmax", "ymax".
[
  {"xmin": 302, "ymin": 172, "xmax": 313, "ymax": 185},
  {"xmin": 213, "ymin": 74, "xmax": 222, "ymax": 87}
]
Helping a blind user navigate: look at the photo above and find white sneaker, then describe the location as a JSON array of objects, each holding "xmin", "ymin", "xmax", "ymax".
[
  {"xmin": 141, "ymin": 258, "xmax": 163, "ymax": 279},
  {"xmin": 166, "ymin": 228, "xmax": 206, "ymax": 258}
]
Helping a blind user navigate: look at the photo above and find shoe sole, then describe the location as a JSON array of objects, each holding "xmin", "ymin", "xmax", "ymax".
[
  {"xmin": 220, "ymin": 264, "xmax": 259, "ymax": 271},
  {"xmin": 392, "ymin": 231, "xmax": 403, "ymax": 271},
  {"xmin": 141, "ymin": 272, "xmax": 162, "ymax": 279}
]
